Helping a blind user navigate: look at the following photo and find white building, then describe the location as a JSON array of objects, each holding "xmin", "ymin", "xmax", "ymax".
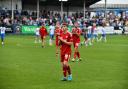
[{"xmin": 90, "ymin": 0, "xmax": 128, "ymax": 9}]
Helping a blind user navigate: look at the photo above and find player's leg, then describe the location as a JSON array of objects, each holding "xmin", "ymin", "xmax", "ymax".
[
  {"xmin": 56, "ymin": 46, "xmax": 59, "ymax": 57},
  {"xmin": 0, "ymin": 35, "xmax": 1, "ymax": 42},
  {"xmin": 91, "ymin": 33, "xmax": 94, "ymax": 43},
  {"xmin": 85, "ymin": 34, "xmax": 89, "ymax": 46},
  {"xmin": 61, "ymin": 63, "xmax": 67, "ymax": 81},
  {"xmin": 43, "ymin": 36, "xmax": 46, "ymax": 47},
  {"xmin": 88, "ymin": 34, "xmax": 92, "ymax": 45},
  {"xmin": 84, "ymin": 34, "xmax": 88, "ymax": 46},
  {"xmin": 61, "ymin": 55, "xmax": 67, "ymax": 81},
  {"xmin": 63, "ymin": 61, "xmax": 72, "ymax": 81},
  {"xmin": 52, "ymin": 35, "xmax": 54, "ymax": 44},
  {"xmin": 55, "ymin": 39, "xmax": 59, "ymax": 56},
  {"xmin": 73, "ymin": 43, "xmax": 81, "ymax": 61},
  {"xmin": 104, "ymin": 36, "xmax": 107, "ymax": 42},
  {"xmin": 41, "ymin": 36, "xmax": 44, "ymax": 47},
  {"xmin": 64, "ymin": 54, "xmax": 72, "ymax": 81},
  {"xmin": 96, "ymin": 34, "xmax": 99, "ymax": 42},
  {"xmin": 81, "ymin": 35, "xmax": 86, "ymax": 46},
  {"xmin": 51, "ymin": 35, "xmax": 54, "ymax": 45},
  {"xmin": 85, "ymin": 38, "xmax": 89, "ymax": 46},
  {"xmin": 99, "ymin": 35, "xmax": 103, "ymax": 42},
  {"xmin": 35, "ymin": 35, "xmax": 38, "ymax": 43},
  {"xmin": 75, "ymin": 44, "xmax": 81, "ymax": 61},
  {"xmin": 92, "ymin": 34, "xmax": 95, "ymax": 43},
  {"xmin": 1, "ymin": 34, "xmax": 4, "ymax": 45},
  {"xmin": 72, "ymin": 43, "xmax": 76, "ymax": 62},
  {"xmin": 49, "ymin": 35, "xmax": 52, "ymax": 46},
  {"xmin": 38, "ymin": 35, "xmax": 41, "ymax": 43},
  {"xmin": 103, "ymin": 35, "xmax": 107, "ymax": 42}
]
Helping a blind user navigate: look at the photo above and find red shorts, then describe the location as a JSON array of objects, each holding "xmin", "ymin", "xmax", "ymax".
[
  {"xmin": 61, "ymin": 53, "xmax": 71, "ymax": 62},
  {"xmin": 73, "ymin": 42, "xmax": 80, "ymax": 48}
]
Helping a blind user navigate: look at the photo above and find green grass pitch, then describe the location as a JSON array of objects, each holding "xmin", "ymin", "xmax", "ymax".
[{"xmin": 0, "ymin": 35, "xmax": 128, "ymax": 89}]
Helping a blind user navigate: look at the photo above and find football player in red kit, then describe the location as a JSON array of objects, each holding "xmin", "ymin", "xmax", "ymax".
[
  {"xmin": 71, "ymin": 22, "xmax": 82, "ymax": 62},
  {"xmin": 58, "ymin": 23, "xmax": 73, "ymax": 81},
  {"xmin": 39, "ymin": 24, "xmax": 48, "ymax": 48},
  {"xmin": 55, "ymin": 22, "xmax": 63, "ymax": 56}
]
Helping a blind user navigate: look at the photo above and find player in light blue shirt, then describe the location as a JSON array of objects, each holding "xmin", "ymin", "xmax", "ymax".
[
  {"xmin": 0, "ymin": 24, "xmax": 6, "ymax": 45},
  {"xmin": 49, "ymin": 23, "xmax": 55, "ymax": 46},
  {"xmin": 99, "ymin": 24, "xmax": 107, "ymax": 42}
]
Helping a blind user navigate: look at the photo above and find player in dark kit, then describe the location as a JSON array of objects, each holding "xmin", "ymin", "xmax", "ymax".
[{"xmin": 58, "ymin": 23, "xmax": 73, "ymax": 81}]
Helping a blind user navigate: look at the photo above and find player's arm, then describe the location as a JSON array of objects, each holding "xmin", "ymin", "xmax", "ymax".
[
  {"xmin": 75, "ymin": 32, "xmax": 81, "ymax": 37},
  {"xmin": 72, "ymin": 28, "xmax": 75, "ymax": 34},
  {"xmin": 54, "ymin": 30, "xmax": 57, "ymax": 36},
  {"xmin": 56, "ymin": 32, "xmax": 60, "ymax": 35},
  {"xmin": 55, "ymin": 32, "xmax": 60, "ymax": 36},
  {"xmin": 39, "ymin": 28, "xmax": 41, "ymax": 35},
  {"xmin": 72, "ymin": 28, "xmax": 80, "ymax": 36},
  {"xmin": 45, "ymin": 28, "xmax": 48, "ymax": 35},
  {"xmin": 74, "ymin": 29, "xmax": 81, "ymax": 37},
  {"xmin": 59, "ymin": 37, "xmax": 72, "ymax": 45}
]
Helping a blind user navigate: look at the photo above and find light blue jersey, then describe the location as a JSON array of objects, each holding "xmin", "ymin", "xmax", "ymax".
[
  {"xmin": 87, "ymin": 26, "xmax": 92, "ymax": 38},
  {"xmin": 101, "ymin": 27, "xmax": 106, "ymax": 37},
  {"xmin": 0, "ymin": 27, "xmax": 6, "ymax": 39}
]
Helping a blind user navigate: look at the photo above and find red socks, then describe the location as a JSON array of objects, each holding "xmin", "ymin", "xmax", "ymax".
[
  {"xmin": 63, "ymin": 66, "xmax": 67, "ymax": 77},
  {"xmin": 74, "ymin": 52, "xmax": 77, "ymax": 59},
  {"xmin": 67, "ymin": 66, "xmax": 71, "ymax": 75},
  {"xmin": 77, "ymin": 52, "xmax": 80, "ymax": 58},
  {"xmin": 63, "ymin": 65, "xmax": 71, "ymax": 77},
  {"xmin": 74, "ymin": 52, "xmax": 80, "ymax": 59}
]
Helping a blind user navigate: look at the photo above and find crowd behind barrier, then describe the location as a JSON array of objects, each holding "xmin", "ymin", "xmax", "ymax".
[{"xmin": 0, "ymin": 10, "xmax": 128, "ymax": 34}]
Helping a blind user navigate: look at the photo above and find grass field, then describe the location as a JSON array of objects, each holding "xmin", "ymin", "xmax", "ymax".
[{"xmin": 0, "ymin": 35, "xmax": 128, "ymax": 89}]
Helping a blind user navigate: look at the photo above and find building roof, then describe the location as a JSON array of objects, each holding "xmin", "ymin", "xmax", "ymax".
[
  {"xmin": 90, "ymin": 0, "xmax": 128, "ymax": 8},
  {"xmin": 22, "ymin": 0, "xmax": 101, "ymax": 7},
  {"xmin": 94, "ymin": 0, "xmax": 128, "ymax": 4}
]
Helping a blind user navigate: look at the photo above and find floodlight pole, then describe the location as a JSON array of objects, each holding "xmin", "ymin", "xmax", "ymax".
[
  {"xmin": 83, "ymin": 0, "xmax": 86, "ymax": 19},
  {"xmin": 61, "ymin": 0, "xmax": 63, "ymax": 21},
  {"xmin": 105, "ymin": 0, "xmax": 107, "ymax": 18},
  {"xmin": 37, "ymin": 0, "xmax": 40, "ymax": 19},
  {"xmin": 11, "ymin": 0, "xmax": 14, "ymax": 24},
  {"xmin": 67, "ymin": 3, "xmax": 69, "ymax": 17}
]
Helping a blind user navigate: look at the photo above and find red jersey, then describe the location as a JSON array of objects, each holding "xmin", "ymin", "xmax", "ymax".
[
  {"xmin": 55, "ymin": 28, "xmax": 63, "ymax": 38},
  {"xmin": 72, "ymin": 27, "xmax": 81, "ymax": 43},
  {"xmin": 39, "ymin": 26, "xmax": 47, "ymax": 37},
  {"xmin": 60, "ymin": 31, "xmax": 72, "ymax": 55}
]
